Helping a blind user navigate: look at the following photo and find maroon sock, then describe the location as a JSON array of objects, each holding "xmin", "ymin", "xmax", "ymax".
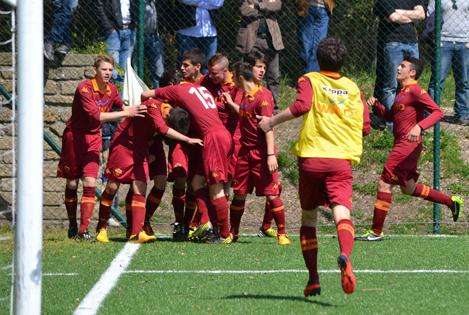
[
  {"xmin": 171, "ymin": 187, "xmax": 185, "ymax": 224},
  {"xmin": 195, "ymin": 188, "xmax": 210, "ymax": 224},
  {"xmin": 79, "ymin": 186, "xmax": 95, "ymax": 234},
  {"xmin": 211, "ymin": 196, "xmax": 230, "ymax": 238},
  {"xmin": 97, "ymin": 190, "xmax": 115, "ymax": 230},
  {"xmin": 261, "ymin": 199, "xmax": 274, "ymax": 231},
  {"xmin": 125, "ymin": 190, "xmax": 134, "ymax": 238},
  {"xmin": 229, "ymin": 198, "xmax": 246, "ymax": 236},
  {"xmin": 412, "ymin": 183, "xmax": 453, "ymax": 208},
  {"xmin": 270, "ymin": 197, "xmax": 286, "ymax": 235},
  {"xmin": 145, "ymin": 186, "xmax": 165, "ymax": 223},
  {"xmin": 336, "ymin": 219, "xmax": 354, "ymax": 257},
  {"xmin": 64, "ymin": 187, "xmax": 78, "ymax": 229},
  {"xmin": 371, "ymin": 191, "xmax": 392, "ymax": 235},
  {"xmin": 131, "ymin": 193, "xmax": 146, "ymax": 236},
  {"xmin": 300, "ymin": 226, "xmax": 319, "ymax": 283}
]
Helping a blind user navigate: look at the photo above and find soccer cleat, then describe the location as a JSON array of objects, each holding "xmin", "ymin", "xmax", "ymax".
[
  {"xmin": 225, "ymin": 233, "xmax": 238, "ymax": 243},
  {"xmin": 172, "ymin": 222, "xmax": 187, "ymax": 241},
  {"xmin": 277, "ymin": 234, "xmax": 292, "ymax": 245},
  {"xmin": 190, "ymin": 221, "xmax": 212, "ymax": 240},
  {"xmin": 129, "ymin": 231, "xmax": 156, "ymax": 244},
  {"xmin": 258, "ymin": 227, "xmax": 277, "ymax": 238},
  {"xmin": 67, "ymin": 226, "xmax": 78, "ymax": 239},
  {"xmin": 303, "ymin": 280, "xmax": 321, "ymax": 297},
  {"xmin": 450, "ymin": 196, "xmax": 464, "ymax": 222},
  {"xmin": 355, "ymin": 229, "xmax": 384, "ymax": 241},
  {"xmin": 205, "ymin": 229, "xmax": 232, "ymax": 244},
  {"xmin": 337, "ymin": 255, "xmax": 356, "ymax": 294},
  {"xmin": 75, "ymin": 230, "xmax": 93, "ymax": 241},
  {"xmin": 143, "ymin": 221, "xmax": 155, "ymax": 236},
  {"xmin": 187, "ymin": 226, "xmax": 196, "ymax": 240},
  {"xmin": 96, "ymin": 228, "xmax": 110, "ymax": 243}
]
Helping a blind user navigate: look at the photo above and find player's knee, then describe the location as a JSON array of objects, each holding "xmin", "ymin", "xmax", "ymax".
[
  {"xmin": 82, "ymin": 177, "xmax": 96, "ymax": 187},
  {"xmin": 301, "ymin": 209, "xmax": 318, "ymax": 227},
  {"xmin": 66, "ymin": 179, "xmax": 78, "ymax": 190},
  {"xmin": 400, "ymin": 184, "xmax": 414, "ymax": 195},
  {"xmin": 174, "ymin": 176, "xmax": 187, "ymax": 189},
  {"xmin": 378, "ymin": 179, "xmax": 392, "ymax": 193},
  {"xmin": 104, "ymin": 181, "xmax": 119, "ymax": 194}
]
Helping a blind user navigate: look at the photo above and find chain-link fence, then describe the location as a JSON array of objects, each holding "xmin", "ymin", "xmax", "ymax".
[{"xmin": 0, "ymin": 0, "xmax": 467, "ymax": 230}]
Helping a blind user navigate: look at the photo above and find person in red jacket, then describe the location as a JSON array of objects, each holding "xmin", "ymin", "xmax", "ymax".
[
  {"xmin": 96, "ymin": 98, "xmax": 202, "ymax": 243},
  {"xmin": 57, "ymin": 55, "xmax": 146, "ymax": 240},
  {"xmin": 357, "ymin": 56, "xmax": 464, "ymax": 241}
]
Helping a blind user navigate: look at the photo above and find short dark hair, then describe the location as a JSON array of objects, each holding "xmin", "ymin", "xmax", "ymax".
[
  {"xmin": 245, "ymin": 51, "xmax": 268, "ymax": 68},
  {"xmin": 233, "ymin": 61, "xmax": 254, "ymax": 82},
  {"xmin": 167, "ymin": 107, "xmax": 190, "ymax": 135},
  {"xmin": 403, "ymin": 55, "xmax": 424, "ymax": 80},
  {"xmin": 182, "ymin": 48, "xmax": 205, "ymax": 67},
  {"xmin": 316, "ymin": 37, "xmax": 347, "ymax": 72},
  {"xmin": 94, "ymin": 55, "xmax": 114, "ymax": 68},
  {"xmin": 160, "ymin": 69, "xmax": 182, "ymax": 87}
]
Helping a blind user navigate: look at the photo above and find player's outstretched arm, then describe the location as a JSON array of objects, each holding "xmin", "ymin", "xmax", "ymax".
[
  {"xmin": 166, "ymin": 128, "xmax": 203, "ymax": 146},
  {"xmin": 99, "ymin": 104, "xmax": 147, "ymax": 122},
  {"xmin": 257, "ymin": 108, "xmax": 295, "ymax": 133},
  {"xmin": 141, "ymin": 90, "xmax": 156, "ymax": 101}
]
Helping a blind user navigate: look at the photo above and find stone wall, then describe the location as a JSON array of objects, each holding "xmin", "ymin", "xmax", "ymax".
[{"xmin": 0, "ymin": 53, "xmax": 97, "ymax": 227}]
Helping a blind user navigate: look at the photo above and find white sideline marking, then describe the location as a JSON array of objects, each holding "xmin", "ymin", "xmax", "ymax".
[
  {"xmin": 154, "ymin": 233, "xmax": 463, "ymax": 239},
  {"xmin": 73, "ymin": 243, "xmax": 140, "ymax": 315},
  {"xmin": 44, "ymin": 272, "xmax": 78, "ymax": 276},
  {"xmin": 125, "ymin": 269, "xmax": 469, "ymax": 275}
]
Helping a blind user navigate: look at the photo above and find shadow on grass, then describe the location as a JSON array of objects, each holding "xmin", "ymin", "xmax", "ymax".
[{"xmin": 224, "ymin": 294, "xmax": 338, "ymax": 307}]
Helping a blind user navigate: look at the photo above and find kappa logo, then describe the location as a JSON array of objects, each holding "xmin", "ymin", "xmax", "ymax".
[
  {"xmin": 261, "ymin": 100, "xmax": 269, "ymax": 107},
  {"xmin": 80, "ymin": 86, "xmax": 89, "ymax": 93},
  {"xmin": 322, "ymin": 86, "xmax": 348, "ymax": 96}
]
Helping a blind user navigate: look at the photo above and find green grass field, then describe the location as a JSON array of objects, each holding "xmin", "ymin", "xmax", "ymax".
[{"xmin": 1, "ymin": 232, "xmax": 468, "ymax": 314}]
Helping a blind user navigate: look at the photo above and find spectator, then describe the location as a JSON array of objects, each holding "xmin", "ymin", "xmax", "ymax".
[
  {"xmin": 96, "ymin": 0, "xmax": 138, "ymax": 74},
  {"xmin": 175, "ymin": 0, "xmax": 224, "ymax": 67},
  {"xmin": 236, "ymin": 0, "xmax": 283, "ymax": 107},
  {"xmin": 44, "ymin": 0, "xmax": 79, "ymax": 62},
  {"xmin": 144, "ymin": 0, "xmax": 165, "ymax": 88},
  {"xmin": 427, "ymin": 0, "xmax": 469, "ymax": 126},
  {"xmin": 297, "ymin": 0, "xmax": 335, "ymax": 73},
  {"xmin": 373, "ymin": 0, "xmax": 426, "ymax": 110}
]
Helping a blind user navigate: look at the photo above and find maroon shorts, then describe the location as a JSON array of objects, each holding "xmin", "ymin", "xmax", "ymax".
[
  {"xmin": 203, "ymin": 130, "xmax": 232, "ymax": 184},
  {"xmin": 105, "ymin": 142, "xmax": 149, "ymax": 184},
  {"xmin": 232, "ymin": 147, "xmax": 280, "ymax": 196},
  {"xmin": 298, "ymin": 158, "xmax": 353, "ymax": 210},
  {"xmin": 148, "ymin": 136, "xmax": 167, "ymax": 178},
  {"xmin": 228, "ymin": 133, "xmax": 241, "ymax": 181},
  {"xmin": 57, "ymin": 128, "xmax": 101, "ymax": 179},
  {"xmin": 381, "ymin": 140, "xmax": 422, "ymax": 186},
  {"xmin": 167, "ymin": 142, "xmax": 190, "ymax": 181}
]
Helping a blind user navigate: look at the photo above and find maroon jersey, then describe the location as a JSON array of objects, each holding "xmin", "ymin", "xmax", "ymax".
[
  {"xmin": 374, "ymin": 81, "xmax": 443, "ymax": 140},
  {"xmin": 153, "ymin": 82, "xmax": 227, "ymax": 138},
  {"xmin": 66, "ymin": 79, "xmax": 123, "ymax": 134},
  {"xmin": 236, "ymin": 85, "xmax": 274, "ymax": 149},
  {"xmin": 200, "ymin": 72, "xmax": 238, "ymax": 133},
  {"xmin": 109, "ymin": 99, "xmax": 169, "ymax": 164}
]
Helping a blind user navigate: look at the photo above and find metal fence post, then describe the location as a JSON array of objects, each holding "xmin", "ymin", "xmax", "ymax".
[{"xmin": 432, "ymin": 0, "xmax": 442, "ymax": 234}]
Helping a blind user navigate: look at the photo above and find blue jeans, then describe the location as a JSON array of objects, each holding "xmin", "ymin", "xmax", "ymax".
[
  {"xmin": 144, "ymin": 34, "xmax": 165, "ymax": 88},
  {"xmin": 48, "ymin": 0, "xmax": 78, "ymax": 46},
  {"xmin": 428, "ymin": 41, "xmax": 469, "ymax": 120},
  {"xmin": 298, "ymin": 5, "xmax": 329, "ymax": 73},
  {"xmin": 377, "ymin": 42, "xmax": 419, "ymax": 109},
  {"xmin": 176, "ymin": 33, "xmax": 217, "ymax": 70},
  {"xmin": 105, "ymin": 28, "xmax": 136, "ymax": 70}
]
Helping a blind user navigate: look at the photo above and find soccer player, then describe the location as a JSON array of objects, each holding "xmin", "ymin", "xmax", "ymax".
[
  {"xmin": 357, "ymin": 56, "xmax": 464, "ymax": 241},
  {"xmin": 57, "ymin": 55, "xmax": 146, "ymax": 240},
  {"xmin": 96, "ymin": 98, "xmax": 202, "ymax": 243},
  {"xmin": 223, "ymin": 59, "xmax": 291, "ymax": 246},
  {"xmin": 141, "ymin": 58, "xmax": 233, "ymax": 244},
  {"xmin": 258, "ymin": 37, "xmax": 371, "ymax": 295}
]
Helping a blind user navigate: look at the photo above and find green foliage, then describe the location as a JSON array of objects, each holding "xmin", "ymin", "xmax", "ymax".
[{"xmin": 277, "ymin": 142, "xmax": 299, "ymax": 185}]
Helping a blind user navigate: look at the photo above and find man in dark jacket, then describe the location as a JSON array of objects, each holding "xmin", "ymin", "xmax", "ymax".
[
  {"xmin": 236, "ymin": 0, "xmax": 284, "ymax": 107},
  {"xmin": 96, "ymin": 0, "xmax": 138, "ymax": 71}
]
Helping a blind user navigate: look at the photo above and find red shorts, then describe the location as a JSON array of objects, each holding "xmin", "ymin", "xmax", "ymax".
[
  {"xmin": 148, "ymin": 136, "xmax": 167, "ymax": 178},
  {"xmin": 202, "ymin": 130, "xmax": 232, "ymax": 184},
  {"xmin": 104, "ymin": 141, "xmax": 149, "ymax": 184},
  {"xmin": 298, "ymin": 158, "xmax": 353, "ymax": 210},
  {"xmin": 57, "ymin": 128, "xmax": 101, "ymax": 179},
  {"xmin": 232, "ymin": 147, "xmax": 280, "ymax": 196},
  {"xmin": 167, "ymin": 142, "xmax": 190, "ymax": 181},
  {"xmin": 228, "ymin": 133, "xmax": 241, "ymax": 181},
  {"xmin": 381, "ymin": 140, "xmax": 422, "ymax": 186}
]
